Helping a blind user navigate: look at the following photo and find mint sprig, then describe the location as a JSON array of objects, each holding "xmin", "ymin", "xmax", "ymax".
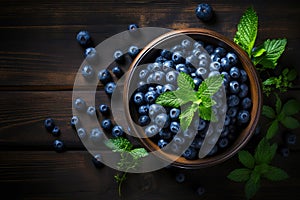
[
  {"xmin": 105, "ymin": 137, "xmax": 148, "ymax": 196},
  {"xmin": 234, "ymin": 7, "xmax": 258, "ymax": 56},
  {"xmin": 227, "ymin": 138, "xmax": 289, "ymax": 200},
  {"xmin": 262, "ymin": 95, "xmax": 300, "ymax": 139},
  {"xmin": 156, "ymin": 72, "xmax": 223, "ymax": 130}
]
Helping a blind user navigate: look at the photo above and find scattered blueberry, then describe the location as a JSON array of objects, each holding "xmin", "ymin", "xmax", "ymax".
[
  {"xmin": 128, "ymin": 24, "xmax": 139, "ymax": 32},
  {"xmin": 52, "ymin": 126, "xmax": 60, "ymax": 136},
  {"xmin": 175, "ymin": 173, "xmax": 185, "ymax": 183},
  {"xmin": 98, "ymin": 69, "xmax": 112, "ymax": 85},
  {"xmin": 112, "ymin": 125, "xmax": 124, "ymax": 137},
  {"xmin": 87, "ymin": 106, "xmax": 96, "ymax": 116},
  {"xmin": 101, "ymin": 119, "xmax": 113, "ymax": 131},
  {"xmin": 285, "ymin": 133, "xmax": 296, "ymax": 145},
  {"xmin": 44, "ymin": 118, "xmax": 55, "ymax": 132},
  {"xmin": 196, "ymin": 186, "xmax": 205, "ymax": 196},
  {"xmin": 76, "ymin": 30, "xmax": 91, "ymax": 46},
  {"xmin": 84, "ymin": 47, "xmax": 98, "ymax": 64},
  {"xmin": 53, "ymin": 139, "xmax": 65, "ymax": 152},
  {"xmin": 195, "ymin": 3, "xmax": 214, "ymax": 22},
  {"xmin": 92, "ymin": 154, "xmax": 104, "ymax": 168},
  {"xmin": 74, "ymin": 98, "xmax": 86, "ymax": 111},
  {"xmin": 99, "ymin": 104, "xmax": 110, "ymax": 116},
  {"xmin": 113, "ymin": 50, "xmax": 125, "ymax": 64},
  {"xmin": 81, "ymin": 65, "xmax": 94, "ymax": 79},
  {"xmin": 70, "ymin": 116, "xmax": 79, "ymax": 128},
  {"xmin": 104, "ymin": 82, "xmax": 116, "ymax": 96}
]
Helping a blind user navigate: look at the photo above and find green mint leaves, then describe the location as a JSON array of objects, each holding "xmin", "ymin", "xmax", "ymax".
[
  {"xmin": 105, "ymin": 137, "xmax": 148, "ymax": 196},
  {"xmin": 262, "ymin": 95, "xmax": 300, "ymax": 139},
  {"xmin": 156, "ymin": 72, "xmax": 223, "ymax": 130},
  {"xmin": 227, "ymin": 138, "xmax": 288, "ymax": 199},
  {"xmin": 234, "ymin": 7, "xmax": 258, "ymax": 56},
  {"xmin": 234, "ymin": 7, "xmax": 287, "ymax": 72}
]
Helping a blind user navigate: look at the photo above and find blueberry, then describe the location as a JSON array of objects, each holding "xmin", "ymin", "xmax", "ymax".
[
  {"xmin": 191, "ymin": 138, "xmax": 203, "ymax": 149},
  {"xmin": 156, "ymin": 85, "xmax": 163, "ymax": 94},
  {"xmin": 220, "ymin": 57, "xmax": 230, "ymax": 71},
  {"xmin": 227, "ymin": 107, "xmax": 238, "ymax": 117},
  {"xmin": 193, "ymin": 78, "xmax": 202, "ymax": 89},
  {"xmin": 155, "ymin": 113, "xmax": 170, "ymax": 128},
  {"xmin": 158, "ymin": 139, "xmax": 168, "ymax": 149},
  {"xmin": 239, "ymin": 84, "xmax": 249, "ymax": 98},
  {"xmin": 238, "ymin": 110, "xmax": 250, "ymax": 124},
  {"xmin": 199, "ymin": 59, "xmax": 209, "ymax": 68},
  {"xmin": 183, "ymin": 147, "xmax": 197, "ymax": 160},
  {"xmin": 138, "ymin": 105, "xmax": 149, "ymax": 115},
  {"xmin": 197, "ymin": 118, "xmax": 207, "ymax": 131},
  {"xmin": 161, "ymin": 49, "xmax": 172, "ymax": 60},
  {"xmin": 175, "ymin": 173, "xmax": 185, "ymax": 183},
  {"xmin": 148, "ymin": 104, "xmax": 164, "ymax": 118},
  {"xmin": 159, "ymin": 129, "xmax": 172, "ymax": 140},
  {"xmin": 207, "ymin": 145, "xmax": 218, "ymax": 156},
  {"xmin": 104, "ymin": 82, "xmax": 116, "ymax": 96},
  {"xmin": 280, "ymin": 146, "xmax": 289, "ymax": 157},
  {"xmin": 113, "ymin": 50, "xmax": 125, "ymax": 64},
  {"xmin": 44, "ymin": 118, "xmax": 55, "ymax": 132},
  {"xmin": 76, "ymin": 30, "xmax": 91, "ymax": 46},
  {"xmin": 195, "ymin": 3, "xmax": 214, "ymax": 22},
  {"xmin": 98, "ymin": 69, "xmax": 112, "ymax": 85},
  {"xmin": 228, "ymin": 95, "xmax": 240, "ymax": 107},
  {"xmin": 145, "ymin": 124, "xmax": 159, "ymax": 137},
  {"xmin": 133, "ymin": 92, "xmax": 145, "ymax": 105},
  {"xmin": 112, "ymin": 125, "xmax": 124, "ymax": 137},
  {"xmin": 194, "ymin": 41, "xmax": 204, "ymax": 49},
  {"xmin": 285, "ymin": 133, "xmax": 296, "ymax": 145},
  {"xmin": 162, "ymin": 84, "xmax": 175, "ymax": 92},
  {"xmin": 181, "ymin": 39, "xmax": 192, "ymax": 49},
  {"xmin": 52, "ymin": 126, "xmax": 60, "ymax": 136},
  {"xmin": 172, "ymin": 51, "xmax": 185, "ymax": 64},
  {"xmin": 210, "ymin": 61, "xmax": 221, "ymax": 71},
  {"xmin": 90, "ymin": 128, "xmax": 104, "ymax": 143},
  {"xmin": 112, "ymin": 66, "xmax": 124, "ymax": 78},
  {"xmin": 229, "ymin": 81, "xmax": 240, "ymax": 94},
  {"xmin": 169, "ymin": 108, "xmax": 180, "ymax": 120},
  {"xmin": 170, "ymin": 121, "xmax": 180, "ymax": 134},
  {"xmin": 70, "ymin": 116, "xmax": 79, "ymax": 128},
  {"xmin": 211, "ymin": 53, "xmax": 221, "ymax": 62},
  {"xmin": 139, "ymin": 69, "xmax": 149, "ymax": 80},
  {"xmin": 74, "ymin": 98, "xmax": 86, "ymax": 111},
  {"xmin": 176, "ymin": 63, "xmax": 189, "ymax": 74},
  {"xmin": 53, "ymin": 139, "xmax": 65, "ymax": 152},
  {"xmin": 221, "ymin": 71, "xmax": 230, "ymax": 85},
  {"xmin": 152, "ymin": 71, "xmax": 165, "ymax": 82},
  {"xmin": 81, "ymin": 65, "xmax": 94, "ymax": 79},
  {"xmin": 166, "ymin": 70, "xmax": 178, "ymax": 84},
  {"xmin": 138, "ymin": 115, "xmax": 150, "ymax": 126},
  {"xmin": 87, "ymin": 106, "xmax": 96, "ymax": 116},
  {"xmin": 240, "ymin": 69, "xmax": 248, "ymax": 83},
  {"xmin": 195, "ymin": 67, "xmax": 207, "ymax": 77},
  {"xmin": 192, "ymin": 49, "xmax": 202, "ymax": 57},
  {"xmin": 220, "ymin": 127, "xmax": 229, "ymax": 138},
  {"xmin": 226, "ymin": 52, "xmax": 238, "ymax": 65},
  {"xmin": 204, "ymin": 45, "xmax": 214, "ymax": 54},
  {"xmin": 196, "ymin": 186, "xmax": 205, "ymax": 196},
  {"xmin": 128, "ymin": 23, "xmax": 139, "ymax": 32},
  {"xmin": 128, "ymin": 45, "xmax": 140, "ymax": 58},
  {"xmin": 77, "ymin": 128, "xmax": 87, "ymax": 139},
  {"xmin": 84, "ymin": 47, "xmax": 98, "ymax": 64},
  {"xmin": 155, "ymin": 56, "xmax": 167, "ymax": 63},
  {"xmin": 214, "ymin": 47, "xmax": 226, "ymax": 57},
  {"xmin": 101, "ymin": 119, "xmax": 113, "ymax": 131},
  {"xmin": 173, "ymin": 135, "xmax": 185, "ymax": 145},
  {"xmin": 145, "ymin": 91, "xmax": 157, "ymax": 104},
  {"xmin": 99, "ymin": 104, "xmax": 110, "ymax": 116},
  {"xmin": 162, "ymin": 60, "xmax": 174, "ymax": 71},
  {"xmin": 230, "ymin": 66, "xmax": 240, "ymax": 79},
  {"xmin": 92, "ymin": 154, "xmax": 104, "ymax": 168},
  {"xmin": 242, "ymin": 97, "xmax": 252, "ymax": 110},
  {"xmin": 218, "ymin": 138, "xmax": 229, "ymax": 148}
]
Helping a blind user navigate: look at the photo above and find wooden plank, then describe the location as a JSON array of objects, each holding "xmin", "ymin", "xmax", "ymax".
[
  {"xmin": 0, "ymin": 0, "xmax": 299, "ymax": 88},
  {"xmin": 0, "ymin": 150, "xmax": 299, "ymax": 200}
]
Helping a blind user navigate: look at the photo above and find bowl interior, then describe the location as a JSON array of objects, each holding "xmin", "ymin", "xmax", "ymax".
[{"xmin": 124, "ymin": 28, "xmax": 262, "ymax": 168}]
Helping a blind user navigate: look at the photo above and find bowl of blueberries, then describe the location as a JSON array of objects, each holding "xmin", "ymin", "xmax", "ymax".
[{"xmin": 123, "ymin": 28, "xmax": 262, "ymax": 168}]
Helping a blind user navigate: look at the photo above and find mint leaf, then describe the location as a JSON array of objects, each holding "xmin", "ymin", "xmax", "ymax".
[
  {"xmin": 254, "ymin": 163, "xmax": 269, "ymax": 175},
  {"xmin": 252, "ymin": 47, "xmax": 266, "ymax": 57},
  {"xmin": 245, "ymin": 172, "xmax": 260, "ymax": 200},
  {"xmin": 234, "ymin": 7, "xmax": 258, "ymax": 56},
  {"xmin": 254, "ymin": 138, "xmax": 277, "ymax": 164},
  {"xmin": 156, "ymin": 91, "xmax": 182, "ymax": 108},
  {"xmin": 282, "ymin": 99, "xmax": 300, "ymax": 116},
  {"xmin": 173, "ymin": 88, "xmax": 198, "ymax": 104},
  {"xmin": 201, "ymin": 96, "xmax": 216, "ymax": 108},
  {"xmin": 177, "ymin": 72, "xmax": 195, "ymax": 91},
  {"xmin": 262, "ymin": 105, "xmax": 276, "ymax": 119},
  {"xmin": 255, "ymin": 39, "xmax": 287, "ymax": 69},
  {"xmin": 275, "ymin": 94, "xmax": 282, "ymax": 114},
  {"xmin": 180, "ymin": 103, "xmax": 198, "ymax": 131},
  {"xmin": 286, "ymin": 69, "xmax": 297, "ymax": 81},
  {"xmin": 266, "ymin": 120, "xmax": 279, "ymax": 140},
  {"xmin": 129, "ymin": 148, "xmax": 148, "ymax": 160},
  {"xmin": 227, "ymin": 168, "xmax": 251, "ymax": 182},
  {"xmin": 197, "ymin": 74, "xmax": 223, "ymax": 97},
  {"xmin": 280, "ymin": 116, "xmax": 300, "ymax": 129},
  {"xmin": 262, "ymin": 166, "xmax": 289, "ymax": 181},
  {"xmin": 238, "ymin": 150, "xmax": 255, "ymax": 169},
  {"xmin": 198, "ymin": 104, "xmax": 215, "ymax": 121},
  {"xmin": 263, "ymin": 77, "xmax": 277, "ymax": 86},
  {"xmin": 105, "ymin": 137, "xmax": 133, "ymax": 152}
]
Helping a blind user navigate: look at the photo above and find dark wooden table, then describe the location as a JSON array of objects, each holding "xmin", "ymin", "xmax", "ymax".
[{"xmin": 0, "ymin": 1, "xmax": 299, "ymax": 199}]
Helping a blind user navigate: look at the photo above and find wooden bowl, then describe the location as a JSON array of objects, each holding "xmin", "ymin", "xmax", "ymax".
[{"xmin": 123, "ymin": 28, "xmax": 262, "ymax": 168}]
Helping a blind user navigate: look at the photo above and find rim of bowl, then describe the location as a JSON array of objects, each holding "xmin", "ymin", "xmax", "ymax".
[{"xmin": 123, "ymin": 28, "xmax": 262, "ymax": 169}]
